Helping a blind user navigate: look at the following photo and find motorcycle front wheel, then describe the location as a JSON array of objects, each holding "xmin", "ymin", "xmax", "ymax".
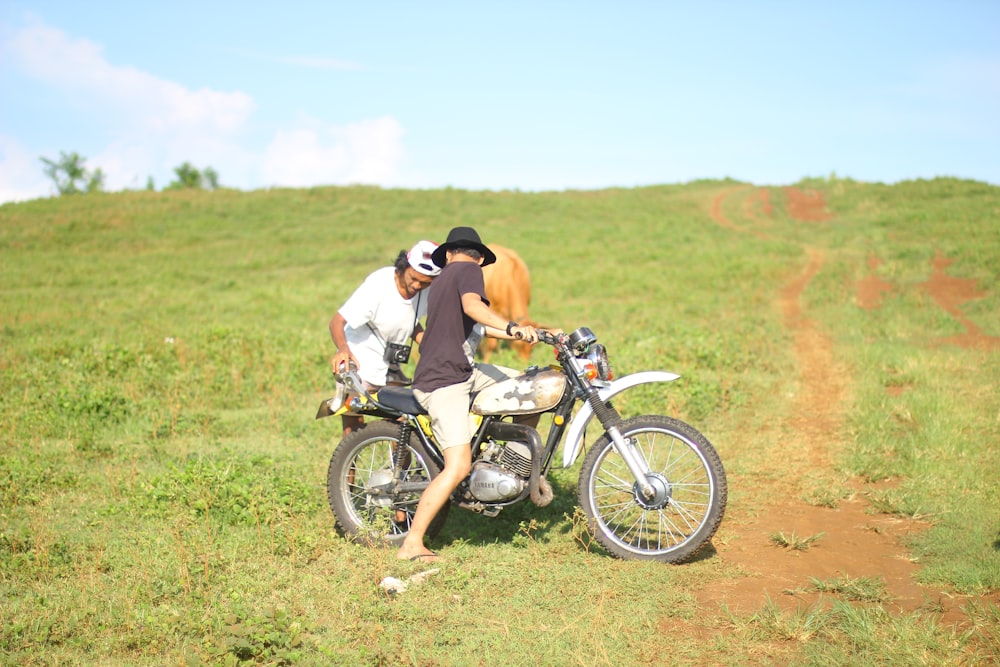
[
  {"xmin": 327, "ymin": 420, "xmax": 449, "ymax": 546},
  {"xmin": 578, "ymin": 415, "xmax": 727, "ymax": 563}
]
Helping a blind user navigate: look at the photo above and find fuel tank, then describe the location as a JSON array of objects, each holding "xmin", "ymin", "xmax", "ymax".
[{"xmin": 472, "ymin": 367, "xmax": 567, "ymax": 416}]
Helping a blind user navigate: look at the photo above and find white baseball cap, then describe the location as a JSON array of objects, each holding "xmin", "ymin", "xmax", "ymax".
[{"xmin": 407, "ymin": 240, "xmax": 441, "ymax": 276}]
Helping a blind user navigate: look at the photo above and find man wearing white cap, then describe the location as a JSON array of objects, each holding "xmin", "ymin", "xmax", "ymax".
[{"xmin": 329, "ymin": 240, "xmax": 441, "ymax": 435}]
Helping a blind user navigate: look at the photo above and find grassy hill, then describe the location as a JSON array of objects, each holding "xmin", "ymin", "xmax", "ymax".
[{"xmin": 2, "ymin": 178, "xmax": 998, "ymax": 665}]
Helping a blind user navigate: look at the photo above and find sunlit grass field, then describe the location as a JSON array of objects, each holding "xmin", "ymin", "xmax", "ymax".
[{"xmin": 2, "ymin": 178, "xmax": 998, "ymax": 665}]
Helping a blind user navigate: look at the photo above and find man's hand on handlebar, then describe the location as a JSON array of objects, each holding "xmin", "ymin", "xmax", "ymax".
[
  {"xmin": 510, "ymin": 323, "xmax": 539, "ymax": 344},
  {"xmin": 331, "ymin": 351, "xmax": 359, "ymax": 375},
  {"xmin": 513, "ymin": 326, "xmax": 566, "ymax": 347}
]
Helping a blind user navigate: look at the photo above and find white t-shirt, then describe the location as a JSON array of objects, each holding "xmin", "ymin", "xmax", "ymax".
[{"xmin": 338, "ymin": 266, "xmax": 429, "ymax": 386}]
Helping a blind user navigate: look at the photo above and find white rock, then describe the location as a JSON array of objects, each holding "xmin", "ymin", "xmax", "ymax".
[{"xmin": 378, "ymin": 568, "xmax": 441, "ymax": 595}]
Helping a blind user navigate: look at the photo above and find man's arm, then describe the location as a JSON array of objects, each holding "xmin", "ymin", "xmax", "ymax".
[
  {"xmin": 329, "ymin": 312, "xmax": 359, "ymax": 371},
  {"xmin": 460, "ymin": 293, "xmax": 537, "ymax": 342}
]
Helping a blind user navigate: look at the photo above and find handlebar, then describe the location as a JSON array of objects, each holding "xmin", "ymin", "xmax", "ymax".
[
  {"xmin": 537, "ymin": 329, "xmax": 566, "ymax": 346},
  {"xmin": 514, "ymin": 328, "xmax": 566, "ymax": 348},
  {"xmin": 336, "ymin": 360, "xmax": 359, "ymax": 373},
  {"xmin": 334, "ymin": 361, "xmax": 368, "ymax": 395}
]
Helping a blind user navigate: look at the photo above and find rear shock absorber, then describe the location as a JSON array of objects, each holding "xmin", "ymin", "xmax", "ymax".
[{"xmin": 393, "ymin": 421, "xmax": 414, "ymax": 477}]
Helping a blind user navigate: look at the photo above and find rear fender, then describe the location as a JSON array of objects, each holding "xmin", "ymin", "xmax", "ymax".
[{"xmin": 561, "ymin": 371, "xmax": 680, "ymax": 467}]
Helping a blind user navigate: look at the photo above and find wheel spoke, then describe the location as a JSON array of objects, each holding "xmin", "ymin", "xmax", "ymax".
[
  {"xmin": 341, "ymin": 437, "xmax": 430, "ymax": 533},
  {"xmin": 584, "ymin": 417, "xmax": 725, "ymax": 560},
  {"xmin": 594, "ymin": 465, "xmax": 634, "ymax": 490}
]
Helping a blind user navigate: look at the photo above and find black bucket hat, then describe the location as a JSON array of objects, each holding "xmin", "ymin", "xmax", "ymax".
[{"xmin": 431, "ymin": 226, "xmax": 497, "ymax": 267}]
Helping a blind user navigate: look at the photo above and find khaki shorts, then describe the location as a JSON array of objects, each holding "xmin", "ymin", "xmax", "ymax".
[{"xmin": 413, "ymin": 364, "xmax": 519, "ymax": 449}]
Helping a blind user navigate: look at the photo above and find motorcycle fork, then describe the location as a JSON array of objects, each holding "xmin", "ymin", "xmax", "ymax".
[{"xmin": 584, "ymin": 388, "xmax": 656, "ymax": 500}]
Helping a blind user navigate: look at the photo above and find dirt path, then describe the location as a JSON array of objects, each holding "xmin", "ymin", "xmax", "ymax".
[
  {"xmin": 700, "ymin": 187, "xmax": 983, "ymax": 622},
  {"xmin": 857, "ymin": 248, "xmax": 999, "ymax": 349}
]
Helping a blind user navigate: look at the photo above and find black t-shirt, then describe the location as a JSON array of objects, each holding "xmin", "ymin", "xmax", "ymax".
[{"xmin": 413, "ymin": 261, "xmax": 488, "ymax": 392}]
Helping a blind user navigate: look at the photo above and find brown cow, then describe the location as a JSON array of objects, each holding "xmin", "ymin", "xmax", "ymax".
[{"xmin": 481, "ymin": 244, "xmax": 535, "ymax": 362}]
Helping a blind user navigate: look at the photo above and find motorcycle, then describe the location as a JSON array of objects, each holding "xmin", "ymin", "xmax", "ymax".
[{"xmin": 316, "ymin": 326, "xmax": 727, "ymax": 563}]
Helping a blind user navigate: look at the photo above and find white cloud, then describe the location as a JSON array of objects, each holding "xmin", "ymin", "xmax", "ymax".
[
  {"xmin": 271, "ymin": 55, "xmax": 364, "ymax": 71},
  {"xmin": 229, "ymin": 48, "xmax": 364, "ymax": 71},
  {"xmin": 0, "ymin": 19, "xmax": 406, "ymax": 201},
  {"xmin": 0, "ymin": 135, "xmax": 53, "ymax": 202},
  {"xmin": 262, "ymin": 115, "xmax": 405, "ymax": 187},
  {"xmin": 5, "ymin": 22, "xmax": 256, "ymax": 134}
]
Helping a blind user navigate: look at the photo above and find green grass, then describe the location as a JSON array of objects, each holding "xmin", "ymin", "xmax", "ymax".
[
  {"xmin": 2, "ymin": 178, "xmax": 998, "ymax": 664},
  {"xmin": 803, "ymin": 576, "xmax": 890, "ymax": 603},
  {"xmin": 771, "ymin": 531, "xmax": 825, "ymax": 552}
]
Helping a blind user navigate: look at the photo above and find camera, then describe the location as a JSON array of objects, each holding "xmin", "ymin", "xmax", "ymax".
[{"xmin": 383, "ymin": 342, "xmax": 411, "ymax": 365}]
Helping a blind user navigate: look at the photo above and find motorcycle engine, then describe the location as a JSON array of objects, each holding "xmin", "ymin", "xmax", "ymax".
[{"xmin": 469, "ymin": 441, "xmax": 533, "ymax": 502}]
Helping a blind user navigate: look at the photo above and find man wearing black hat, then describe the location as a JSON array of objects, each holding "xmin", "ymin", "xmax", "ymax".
[{"xmin": 397, "ymin": 226, "xmax": 540, "ymax": 562}]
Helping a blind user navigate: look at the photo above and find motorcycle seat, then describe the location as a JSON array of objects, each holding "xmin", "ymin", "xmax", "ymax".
[{"xmin": 376, "ymin": 386, "xmax": 427, "ymax": 415}]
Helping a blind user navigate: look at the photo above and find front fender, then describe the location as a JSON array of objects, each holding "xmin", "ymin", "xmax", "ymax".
[{"xmin": 561, "ymin": 370, "xmax": 680, "ymax": 468}]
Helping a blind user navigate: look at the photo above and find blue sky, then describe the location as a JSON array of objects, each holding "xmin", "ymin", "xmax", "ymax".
[{"xmin": 2, "ymin": 2, "xmax": 998, "ymax": 203}]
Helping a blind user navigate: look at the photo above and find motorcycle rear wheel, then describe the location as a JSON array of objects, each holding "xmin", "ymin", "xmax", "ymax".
[
  {"xmin": 327, "ymin": 420, "xmax": 449, "ymax": 546},
  {"xmin": 578, "ymin": 415, "xmax": 727, "ymax": 562}
]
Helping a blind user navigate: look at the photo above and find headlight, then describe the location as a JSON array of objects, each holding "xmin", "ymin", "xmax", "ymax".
[{"xmin": 587, "ymin": 344, "xmax": 613, "ymax": 382}]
